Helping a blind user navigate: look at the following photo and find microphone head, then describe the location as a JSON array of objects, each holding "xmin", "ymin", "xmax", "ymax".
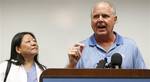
[{"xmin": 111, "ymin": 53, "xmax": 122, "ymax": 68}]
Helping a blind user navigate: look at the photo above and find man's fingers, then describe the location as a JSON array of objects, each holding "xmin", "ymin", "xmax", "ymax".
[
  {"xmin": 69, "ymin": 47, "xmax": 81, "ymax": 56},
  {"xmin": 68, "ymin": 43, "xmax": 85, "ymax": 65},
  {"xmin": 74, "ymin": 43, "xmax": 85, "ymax": 53},
  {"xmin": 74, "ymin": 43, "xmax": 85, "ymax": 47}
]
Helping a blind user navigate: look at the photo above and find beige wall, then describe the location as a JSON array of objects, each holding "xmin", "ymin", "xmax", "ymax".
[{"xmin": 0, "ymin": 0, "xmax": 150, "ymax": 68}]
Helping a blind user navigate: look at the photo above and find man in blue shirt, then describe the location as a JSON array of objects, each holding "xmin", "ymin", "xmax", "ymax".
[{"xmin": 67, "ymin": 1, "xmax": 146, "ymax": 69}]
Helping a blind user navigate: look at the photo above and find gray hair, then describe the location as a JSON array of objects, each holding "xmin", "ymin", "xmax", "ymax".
[{"xmin": 91, "ymin": 0, "xmax": 116, "ymax": 16}]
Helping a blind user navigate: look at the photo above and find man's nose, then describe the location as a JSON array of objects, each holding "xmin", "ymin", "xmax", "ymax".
[{"xmin": 97, "ymin": 16, "xmax": 104, "ymax": 22}]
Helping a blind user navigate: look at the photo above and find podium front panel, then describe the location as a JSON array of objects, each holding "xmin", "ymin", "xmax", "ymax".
[{"xmin": 40, "ymin": 69, "xmax": 150, "ymax": 82}]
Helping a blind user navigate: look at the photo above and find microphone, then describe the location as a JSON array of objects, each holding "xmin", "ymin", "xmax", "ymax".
[
  {"xmin": 110, "ymin": 53, "xmax": 122, "ymax": 69},
  {"xmin": 96, "ymin": 58, "xmax": 107, "ymax": 68}
]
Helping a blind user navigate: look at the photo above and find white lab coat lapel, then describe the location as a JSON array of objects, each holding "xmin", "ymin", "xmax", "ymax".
[
  {"xmin": 35, "ymin": 63, "xmax": 43, "ymax": 82},
  {"xmin": 18, "ymin": 65, "xmax": 27, "ymax": 82}
]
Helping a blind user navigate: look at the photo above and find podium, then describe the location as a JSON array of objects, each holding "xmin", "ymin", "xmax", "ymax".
[{"xmin": 40, "ymin": 69, "xmax": 150, "ymax": 82}]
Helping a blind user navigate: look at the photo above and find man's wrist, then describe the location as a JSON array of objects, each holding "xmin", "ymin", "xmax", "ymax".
[{"xmin": 66, "ymin": 63, "xmax": 76, "ymax": 68}]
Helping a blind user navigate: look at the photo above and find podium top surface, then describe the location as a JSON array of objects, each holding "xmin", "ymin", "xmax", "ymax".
[{"xmin": 40, "ymin": 68, "xmax": 150, "ymax": 78}]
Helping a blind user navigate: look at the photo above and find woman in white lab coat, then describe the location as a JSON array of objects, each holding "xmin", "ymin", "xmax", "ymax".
[{"xmin": 0, "ymin": 32, "xmax": 46, "ymax": 82}]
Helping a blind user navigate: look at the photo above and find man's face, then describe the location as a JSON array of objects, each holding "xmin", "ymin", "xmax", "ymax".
[{"xmin": 91, "ymin": 3, "xmax": 117, "ymax": 36}]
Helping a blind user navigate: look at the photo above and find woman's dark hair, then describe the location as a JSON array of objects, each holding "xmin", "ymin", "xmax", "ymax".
[{"xmin": 9, "ymin": 32, "xmax": 46, "ymax": 70}]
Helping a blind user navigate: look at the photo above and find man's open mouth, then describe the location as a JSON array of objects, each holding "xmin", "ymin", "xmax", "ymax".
[
  {"xmin": 97, "ymin": 23, "xmax": 106, "ymax": 29},
  {"xmin": 97, "ymin": 26, "xmax": 106, "ymax": 28}
]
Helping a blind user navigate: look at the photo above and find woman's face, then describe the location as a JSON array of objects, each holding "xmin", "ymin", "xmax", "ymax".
[{"xmin": 16, "ymin": 34, "xmax": 39, "ymax": 59}]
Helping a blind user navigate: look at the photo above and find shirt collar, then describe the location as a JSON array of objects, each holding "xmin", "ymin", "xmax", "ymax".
[{"xmin": 88, "ymin": 32, "xmax": 123, "ymax": 47}]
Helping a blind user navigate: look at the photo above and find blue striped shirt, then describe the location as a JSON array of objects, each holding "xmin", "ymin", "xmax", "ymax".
[{"xmin": 76, "ymin": 32, "xmax": 146, "ymax": 69}]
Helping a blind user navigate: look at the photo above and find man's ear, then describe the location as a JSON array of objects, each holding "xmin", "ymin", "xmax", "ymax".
[
  {"xmin": 114, "ymin": 16, "xmax": 117, "ymax": 22},
  {"xmin": 16, "ymin": 46, "xmax": 21, "ymax": 54}
]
